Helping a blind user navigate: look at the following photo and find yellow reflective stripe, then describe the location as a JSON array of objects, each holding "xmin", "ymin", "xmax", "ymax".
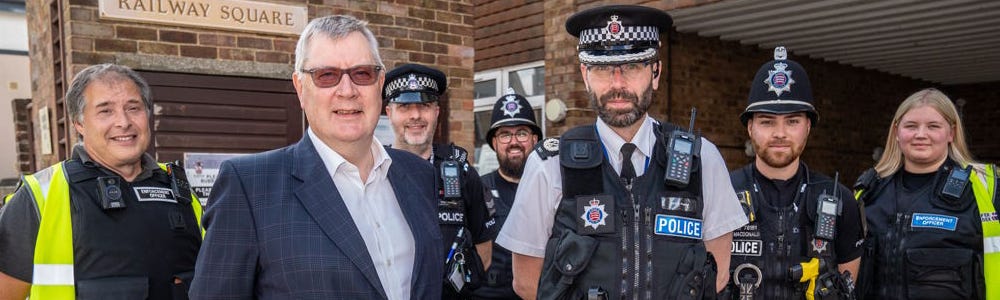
[
  {"xmin": 192, "ymin": 194, "xmax": 205, "ymax": 237},
  {"xmin": 29, "ymin": 162, "xmax": 77, "ymax": 299},
  {"xmin": 32, "ymin": 264, "xmax": 75, "ymax": 285},
  {"xmin": 971, "ymin": 164, "xmax": 999, "ymax": 300}
]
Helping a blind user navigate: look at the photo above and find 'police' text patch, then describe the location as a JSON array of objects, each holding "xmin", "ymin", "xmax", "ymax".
[
  {"xmin": 731, "ymin": 240, "xmax": 763, "ymax": 256},
  {"xmin": 654, "ymin": 214, "xmax": 702, "ymax": 239},
  {"xmin": 133, "ymin": 187, "xmax": 176, "ymax": 203},
  {"xmin": 911, "ymin": 213, "xmax": 958, "ymax": 231}
]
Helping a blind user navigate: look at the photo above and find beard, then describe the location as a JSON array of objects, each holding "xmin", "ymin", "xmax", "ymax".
[
  {"xmin": 753, "ymin": 139, "xmax": 805, "ymax": 169},
  {"xmin": 590, "ymin": 83, "xmax": 654, "ymax": 128},
  {"xmin": 398, "ymin": 121, "xmax": 433, "ymax": 146},
  {"xmin": 498, "ymin": 144, "xmax": 527, "ymax": 179}
]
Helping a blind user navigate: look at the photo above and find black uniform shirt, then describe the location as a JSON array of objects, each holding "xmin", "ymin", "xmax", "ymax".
[
  {"xmin": 0, "ymin": 145, "xmax": 201, "ymax": 299},
  {"xmin": 752, "ymin": 165, "xmax": 865, "ymax": 264},
  {"xmin": 474, "ymin": 170, "xmax": 523, "ymax": 299}
]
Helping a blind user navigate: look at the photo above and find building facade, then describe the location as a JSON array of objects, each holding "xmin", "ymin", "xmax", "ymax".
[{"xmin": 23, "ymin": 0, "xmax": 475, "ymax": 171}]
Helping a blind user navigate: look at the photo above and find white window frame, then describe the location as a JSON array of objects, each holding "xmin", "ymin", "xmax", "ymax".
[{"xmin": 474, "ymin": 60, "xmax": 546, "ymax": 134}]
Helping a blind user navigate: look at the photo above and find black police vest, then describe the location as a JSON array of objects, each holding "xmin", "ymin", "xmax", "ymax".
[
  {"xmin": 63, "ymin": 159, "xmax": 201, "ymax": 299},
  {"xmin": 538, "ymin": 124, "xmax": 716, "ymax": 300},
  {"xmin": 474, "ymin": 173, "xmax": 520, "ymax": 299},
  {"xmin": 856, "ymin": 160, "xmax": 985, "ymax": 300},
  {"xmin": 728, "ymin": 164, "xmax": 839, "ymax": 299}
]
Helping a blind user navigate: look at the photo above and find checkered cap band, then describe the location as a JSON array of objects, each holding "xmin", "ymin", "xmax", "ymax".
[
  {"xmin": 579, "ymin": 48, "xmax": 658, "ymax": 65},
  {"xmin": 384, "ymin": 75, "xmax": 440, "ymax": 98},
  {"xmin": 578, "ymin": 25, "xmax": 659, "ymax": 47}
]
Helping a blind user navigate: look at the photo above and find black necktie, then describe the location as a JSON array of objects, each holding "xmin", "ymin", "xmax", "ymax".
[{"xmin": 620, "ymin": 143, "xmax": 637, "ymax": 185}]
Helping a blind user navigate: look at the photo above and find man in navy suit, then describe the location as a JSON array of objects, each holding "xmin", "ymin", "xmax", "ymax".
[{"xmin": 189, "ymin": 15, "xmax": 443, "ymax": 299}]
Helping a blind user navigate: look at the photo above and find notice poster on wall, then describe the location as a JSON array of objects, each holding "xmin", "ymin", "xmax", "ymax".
[{"xmin": 183, "ymin": 152, "xmax": 246, "ymax": 204}]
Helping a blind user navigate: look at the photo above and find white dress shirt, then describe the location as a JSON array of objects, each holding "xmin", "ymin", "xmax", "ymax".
[
  {"xmin": 496, "ymin": 116, "xmax": 748, "ymax": 257},
  {"xmin": 308, "ymin": 129, "xmax": 415, "ymax": 300}
]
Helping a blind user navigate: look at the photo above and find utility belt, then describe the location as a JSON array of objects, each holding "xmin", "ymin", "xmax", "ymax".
[{"xmin": 725, "ymin": 256, "xmax": 855, "ymax": 300}]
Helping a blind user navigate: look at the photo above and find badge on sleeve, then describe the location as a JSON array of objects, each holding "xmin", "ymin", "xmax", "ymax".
[{"xmin": 576, "ymin": 194, "xmax": 615, "ymax": 235}]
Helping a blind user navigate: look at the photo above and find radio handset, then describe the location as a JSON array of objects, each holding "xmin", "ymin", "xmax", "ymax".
[
  {"xmin": 441, "ymin": 160, "xmax": 462, "ymax": 199},
  {"xmin": 939, "ymin": 165, "xmax": 971, "ymax": 201},
  {"xmin": 664, "ymin": 108, "xmax": 700, "ymax": 187},
  {"xmin": 815, "ymin": 172, "xmax": 842, "ymax": 241}
]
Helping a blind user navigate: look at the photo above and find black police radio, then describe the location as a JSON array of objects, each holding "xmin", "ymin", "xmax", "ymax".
[
  {"xmin": 815, "ymin": 173, "xmax": 842, "ymax": 241},
  {"xmin": 441, "ymin": 160, "xmax": 462, "ymax": 199},
  {"xmin": 665, "ymin": 107, "xmax": 699, "ymax": 187}
]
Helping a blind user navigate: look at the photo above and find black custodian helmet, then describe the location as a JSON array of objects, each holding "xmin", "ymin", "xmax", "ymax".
[
  {"xmin": 486, "ymin": 88, "xmax": 542, "ymax": 150},
  {"xmin": 382, "ymin": 63, "xmax": 447, "ymax": 104},
  {"xmin": 740, "ymin": 46, "xmax": 818, "ymax": 126}
]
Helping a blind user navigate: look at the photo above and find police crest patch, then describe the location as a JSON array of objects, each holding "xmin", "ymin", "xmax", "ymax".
[
  {"xmin": 581, "ymin": 198, "xmax": 607, "ymax": 229},
  {"xmin": 576, "ymin": 194, "xmax": 615, "ymax": 234},
  {"xmin": 765, "ymin": 61, "xmax": 795, "ymax": 97}
]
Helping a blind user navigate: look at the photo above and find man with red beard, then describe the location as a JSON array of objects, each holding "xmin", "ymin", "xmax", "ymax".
[
  {"xmin": 383, "ymin": 64, "xmax": 496, "ymax": 299},
  {"xmin": 724, "ymin": 47, "xmax": 863, "ymax": 300},
  {"xmin": 496, "ymin": 5, "xmax": 747, "ymax": 299},
  {"xmin": 474, "ymin": 89, "xmax": 542, "ymax": 299}
]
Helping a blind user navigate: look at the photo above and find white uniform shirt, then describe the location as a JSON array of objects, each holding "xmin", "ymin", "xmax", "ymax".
[
  {"xmin": 309, "ymin": 129, "xmax": 415, "ymax": 300},
  {"xmin": 496, "ymin": 116, "xmax": 749, "ymax": 257}
]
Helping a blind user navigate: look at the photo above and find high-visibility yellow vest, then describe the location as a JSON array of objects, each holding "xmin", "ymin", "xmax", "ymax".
[
  {"xmin": 970, "ymin": 164, "xmax": 999, "ymax": 300},
  {"xmin": 22, "ymin": 162, "xmax": 203, "ymax": 299}
]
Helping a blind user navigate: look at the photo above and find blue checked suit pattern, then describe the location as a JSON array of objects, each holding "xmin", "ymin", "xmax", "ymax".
[{"xmin": 189, "ymin": 137, "xmax": 443, "ymax": 299}]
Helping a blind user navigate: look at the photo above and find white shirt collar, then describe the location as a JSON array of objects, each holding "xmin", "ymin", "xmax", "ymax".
[
  {"xmin": 595, "ymin": 115, "xmax": 656, "ymax": 159},
  {"xmin": 307, "ymin": 128, "xmax": 393, "ymax": 184}
]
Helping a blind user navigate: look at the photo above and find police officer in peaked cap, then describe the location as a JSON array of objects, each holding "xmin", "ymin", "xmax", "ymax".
[
  {"xmin": 726, "ymin": 47, "xmax": 864, "ymax": 300},
  {"xmin": 475, "ymin": 88, "xmax": 542, "ymax": 300},
  {"xmin": 382, "ymin": 63, "xmax": 497, "ymax": 299},
  {"xmin": 496, "ymin": 5, "xmax": 748, "ymax": 299}
]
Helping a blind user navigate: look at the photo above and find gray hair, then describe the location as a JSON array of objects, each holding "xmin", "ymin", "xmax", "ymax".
[
  {"xmin": 294, "ymin": 15, "xmax": 384, "ymax": 74},
  {"xmin": 66, "ymin": 63, "xmax": 152, "ymax": 124}
]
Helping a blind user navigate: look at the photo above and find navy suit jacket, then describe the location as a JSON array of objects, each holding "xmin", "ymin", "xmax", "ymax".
[{"xmin": 189, "ymin": 137, "xmax": 442, "ymax": 299}]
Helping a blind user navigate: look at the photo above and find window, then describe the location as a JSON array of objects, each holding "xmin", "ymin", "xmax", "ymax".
[{"xmin": 473, "ymin": 61, "xmax": 545, "ymax": 174}]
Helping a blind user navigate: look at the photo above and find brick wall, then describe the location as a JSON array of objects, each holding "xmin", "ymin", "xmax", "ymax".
[
  {"xmin": 474, "ymin": 0, "xmax": 544, "ymax": 71},
  {"xmin": 542, "ymin": 1, "xmax": 997, "ymax": 184},
  {"xmin": 26, "ymin": 0, "xmax": 476, "ymax": 169},
  {"xmin": 12, "ymin": 99, "xmax": 33, "ymax": 174}
]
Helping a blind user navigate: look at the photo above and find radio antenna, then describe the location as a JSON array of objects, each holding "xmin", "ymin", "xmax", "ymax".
[{"xmin": 688, "ymin": 107, "xmax": 697, "ymax": 133}]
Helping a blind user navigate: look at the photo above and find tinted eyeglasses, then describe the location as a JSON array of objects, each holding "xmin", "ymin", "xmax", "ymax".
[{"xmin": 300, "ymin": 65, "xmax": 383, "ymax": 88}]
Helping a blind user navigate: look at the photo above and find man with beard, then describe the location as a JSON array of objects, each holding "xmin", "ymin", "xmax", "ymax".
[
  {"xmin": 383, "ymin": 63, "xmax": 496, "ymax": 299},
  {"xmin": 724, "ymin": 47, "xmax": 863, "ymax": 300},
  {"xmin": 474, "ymin": 89, "xmax": 542, "ymax": 299},
  {"xmin": 495, "ymin": 5, "xmax": 747, "ymax": 300}
]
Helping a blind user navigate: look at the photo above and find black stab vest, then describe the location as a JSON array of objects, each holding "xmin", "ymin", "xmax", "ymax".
[{"xmin": 537, "ymin": 124, "xmax": 715, "ymax": 300}]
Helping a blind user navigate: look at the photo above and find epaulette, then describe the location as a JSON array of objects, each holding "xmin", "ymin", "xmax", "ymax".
[
  {"xmin": 534, "ymin": 138, "xmax": 560, "ymax": 160},
  {"xmin": 853, "ymin": 168, "xmax": 877, "ymax": 192}
]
